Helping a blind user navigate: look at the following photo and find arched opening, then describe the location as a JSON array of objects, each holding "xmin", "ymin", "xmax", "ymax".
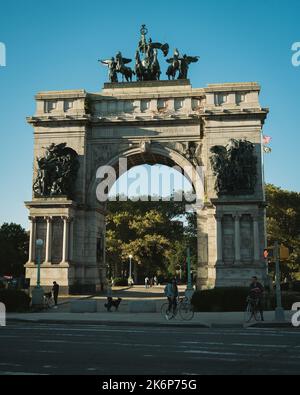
[{"xmin": 89, "ymin": 147, "xmax": 204, "ymax": 289}]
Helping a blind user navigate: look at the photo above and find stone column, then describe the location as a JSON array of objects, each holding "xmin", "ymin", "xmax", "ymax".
[
  {"xmin": 215, "ymin": 214, "xmax": 223, "ymax": 265},
  {"xmin": 61, "ymin": 217, "xmax": 70, "ymax": 264},
  {"xmin": 28, "ymin": 216, "xmax": 36, "ymax": 263},
  {"xmin": 253, "ymin": 215, "xmax": 260, "ymax": 262},
  {"xmin": 69, "ymin": 218, "xmax": 74, "ymax": 262},
  {"xmin": 44, "ymin": 216, "xmax": 52, "ymax": 264},
  {"xmin": 234, "ymin": 214, "xmax": 241, "ymax": 264}
]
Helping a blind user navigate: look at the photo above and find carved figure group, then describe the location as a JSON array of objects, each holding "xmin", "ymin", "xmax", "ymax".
[
  {"xmin": 33, "ymin": 143, "xmax": 79, "ymax": 199},
  {"xmin": 210, "ymin": 139, "xmax": 257, "ymax": 195}
]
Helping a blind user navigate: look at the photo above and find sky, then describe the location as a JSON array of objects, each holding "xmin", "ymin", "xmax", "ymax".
[{"xmin": 0, "ymin": 0, "xmax": 299, "ymax": 229}]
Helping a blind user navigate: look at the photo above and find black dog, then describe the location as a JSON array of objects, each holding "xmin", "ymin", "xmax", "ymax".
[{"xmin": 104, "ymin": 297, "xmax": 122, "ymax": 312}]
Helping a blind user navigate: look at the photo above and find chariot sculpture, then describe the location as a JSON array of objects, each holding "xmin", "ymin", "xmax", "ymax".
[{"xmin": 99, "ymin": 25, "xmax": 199, "ymax": 83}]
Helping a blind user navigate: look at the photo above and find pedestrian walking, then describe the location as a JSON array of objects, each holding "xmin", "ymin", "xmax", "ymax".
[{"xmin": 145, "ymin": 276, "xmax": 149, "ymax": 289}]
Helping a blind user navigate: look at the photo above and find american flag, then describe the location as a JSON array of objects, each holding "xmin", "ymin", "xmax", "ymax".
[{"xmin": 263, "ymin": 135, "xmax": 272, "ymax": 145}]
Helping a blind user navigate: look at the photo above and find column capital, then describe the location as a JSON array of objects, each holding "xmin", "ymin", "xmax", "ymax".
[
  {"xmin": 44, "ymin": 216, "xmax": 53, "ymax": 222},
  {"xmin": 61, "ymin": 216, "xmax": 71, "ymax": 223},
  {"xmin": 233, "ymin": 213, "xmax": 241, "ymax": 220},
  {"xmin": 28, "ymin": 216, "xmax": 37, "ymax": 222}
]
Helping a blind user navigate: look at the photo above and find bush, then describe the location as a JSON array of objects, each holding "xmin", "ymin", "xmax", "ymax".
[
  {"xmin": 280, "ymin": 282, "xmax": 290, "ymax": 291},
  {"xmin": 0, "ymin": 289, "xmax": 31, "ymax": 312},
  {"xmin": 113, "ymin": 278, "xmax": 128, "ymax": 286},
  {"xmin": 292, "ymin": 281, "xmax": 300, "ymax": 292},
  {"xmin": 191, "ymin": 287, "xmax": 300, "ymax": 312},
  {"xmin": 191, "ymin": 287, "xmax": 250, "ymax": 312},
  {"xmin": 271, "ymin": 292, "xmax": 300, "ymax": 310}
]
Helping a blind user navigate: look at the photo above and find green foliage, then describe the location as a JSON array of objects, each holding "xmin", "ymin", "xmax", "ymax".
[
  {"xmin": 266, "ymin": 184, "xmax": 300, "ymax": 280},
  {"xmin": 113, "ymin": 278, "xmax": 129, "ymax": 286},
  {"xmin": 0, "ymin": 289, "xmax": 31, "ymax": 312},
  {"xmin": 191, "ymin": 288, "xmax": 299, "ymax": 312},
  {"xmin": 0, "ymin": 223, "xmax": 29, "ymax": 277}
]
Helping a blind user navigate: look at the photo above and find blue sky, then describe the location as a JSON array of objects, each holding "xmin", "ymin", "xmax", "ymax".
[{"xmin": 0, "ymin": 0, "xmax": 299, "ymax": 228}]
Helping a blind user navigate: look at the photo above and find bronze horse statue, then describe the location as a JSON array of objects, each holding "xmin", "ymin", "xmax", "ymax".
[
  {"xmin": 166, "ymin": 49, "xmax": 180, "ymax": 80},
  {"xmin": 135, "ymin": 50, "xmax": 145, "ymax": 81}
]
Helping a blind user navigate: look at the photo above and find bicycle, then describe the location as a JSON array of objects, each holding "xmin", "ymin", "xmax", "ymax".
[
  {"xmin": 244, "ymin": 295, "xmax": 261, "ymax": 322},
  {"xmin": 44, "ymin": 292, "xmax": 55, "ymax": 309},
  {"xmin": 161, "ymin": 296, "xmax": 194, "ymax": 321}
]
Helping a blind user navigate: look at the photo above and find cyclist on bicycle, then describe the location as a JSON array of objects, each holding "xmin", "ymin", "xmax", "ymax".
[
  {"xmin": 249, "ymin": 276, "xmax": 264, "ymax": 321},
  {"xmin": 164, "ymin": 278, "xmax": 178, "ymax": 314}
]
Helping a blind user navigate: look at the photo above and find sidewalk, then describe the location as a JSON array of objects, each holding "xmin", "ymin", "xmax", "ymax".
[
  {"xmin": 7, "ymin": 310, "xmax": 295, "ymax": 329},
  {"xmin": 6, "ymin": 286, "xmax": 296, "ymax": 329}
]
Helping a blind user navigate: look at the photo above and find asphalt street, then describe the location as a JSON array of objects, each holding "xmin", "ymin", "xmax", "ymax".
[{"xmin": 0, "ymin": 322, "xmax": 299, "ymax": 375}]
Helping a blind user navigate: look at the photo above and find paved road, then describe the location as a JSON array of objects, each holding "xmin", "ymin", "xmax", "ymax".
[{"xmin": 0, "ymin": 323, "xmax": 299, "ymax": 375}]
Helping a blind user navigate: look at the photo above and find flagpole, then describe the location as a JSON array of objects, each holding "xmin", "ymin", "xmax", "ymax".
[{"xmin": 261, "ymin": 131, "xmax": 268, "ymax": 278}]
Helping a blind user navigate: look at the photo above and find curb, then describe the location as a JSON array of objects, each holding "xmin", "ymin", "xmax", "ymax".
[
  {"xmin": 244, "ymin": 321, "xmax": 294, "ymax": 329},
  {"xmin": 8, "ymin": 318, "xmax": 296, "ymax": 329},
  {"xmin": 7, "ymin": 317, "xmax": 210, "ymax": 328},
  {"xmin": 211, "ymin": 323, "xmax": 244, "ymax": 329}
]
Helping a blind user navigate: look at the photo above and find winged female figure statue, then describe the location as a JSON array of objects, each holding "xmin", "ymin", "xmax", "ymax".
[
  {"xmin": 166, "ymin": 48, "xmax": 180, "ymax": 80},
  {"xmin": 99, "ymin": 57, "xmax": 118, "ymax": 83},
  {"xmin": 137, "ymin": 25, "xmax": 169, "ymax": 80},
  {"xmin": 166, "ymin": 49, "xmax": 199, "ymax": 80},
  {"xmin": 178, "ymin": 54, "xmax": 200, "ymax": 79}
]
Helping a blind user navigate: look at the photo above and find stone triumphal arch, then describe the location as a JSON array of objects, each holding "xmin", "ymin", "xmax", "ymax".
[
  {"xmin": 25, "ymin": 79, "xmax": 269, "ymax": 293},
  {"xmin": 26, "ymin": 20, "xmax": 270, "ymax": 294}
]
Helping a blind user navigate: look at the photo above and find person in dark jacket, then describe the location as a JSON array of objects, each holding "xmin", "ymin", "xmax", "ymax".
[
  {"xmin": 52, "ymin": 281, "xmax": 59, "ymax": 307},
  {"xmin": 249, "ymin": 276, "xmax": 264, "ymax": 321},
  {"xmin": 164, "ymin": 278, "xmax": 179, "ymax": 314}
]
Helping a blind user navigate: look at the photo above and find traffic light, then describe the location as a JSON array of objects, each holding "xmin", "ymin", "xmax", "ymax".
[
  {"xmin": 280, "ymin": 245, "xmax": 289, "ymax": 260},
  {"xmin": 264, "ymin": 248, "xmax": 274, "ymax": 259},
  {"xmin": 264, "ymin": 245, "xmax": 289, "ymax": 261}
]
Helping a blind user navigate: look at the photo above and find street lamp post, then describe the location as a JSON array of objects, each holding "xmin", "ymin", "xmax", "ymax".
[
  {"xmin": 185, "ymin": 246, "xmax": 194, "ymax": 300},
  {"xmin": 128, "ymin": 254, "xmax": 133, "ymax": 286},
  {"xmin": 274, "ymin": 241, "xmax": 285, "ymax": 321},
  {"xmin": 31, "ymin": 239, "xmax": 45, "ymax": 307},
  {"xmin": 36, "ymin": 239, "xmax": 43, "ymax": 288}
]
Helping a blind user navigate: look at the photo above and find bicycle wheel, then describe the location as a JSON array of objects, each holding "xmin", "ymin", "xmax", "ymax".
[
  {"xmin": 253, "ymin": 304, "xmax": 261, "ymax": 321},
  {"xmin": 244, "ymin": 302, "xmax": 254, "ymax": 323},
  {"xmin": 161, "ymin": 302, "xmax": 176, "ymax": 320},
  {"xmin": 179, "ymin": 301, "xmax": 194, "ymax": 321},
  {"xmin": 48, "ymin": 298, "xmax": 55, "ymax": 308},
  {"xmin": 161, "ymin": 302, "xmax": 170, "ymax": 316}
]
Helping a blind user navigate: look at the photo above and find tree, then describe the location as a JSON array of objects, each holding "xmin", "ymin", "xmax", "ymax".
[
  {"xmin": 106, "ymin": 194, "xmax": 197, "ymax": 282},
  {"xmin": 266, "ymin": 184, "xmax": 300, "ymax": 280},
  {"xmin": 0, "ymin": 223, "xmax": 29, "ymax": 277}
]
